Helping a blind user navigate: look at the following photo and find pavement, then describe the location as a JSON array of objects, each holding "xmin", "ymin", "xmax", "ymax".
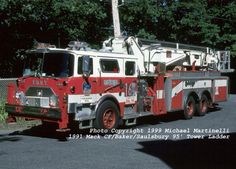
[{"xmin": 0, "ymin": 95, "xmax": 236, "ymax": 169}]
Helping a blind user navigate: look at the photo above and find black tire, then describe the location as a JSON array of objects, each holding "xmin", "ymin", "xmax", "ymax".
[
  {"xmin": 196, "ymin": 95, "xmax": 209, "ymax": 116},
  {"xmin": 95, "ymin": 100, "xmax": 119, "ymax": 129},
  {"xmin": 183, "ymin": 96, "xmax": 196, "ymax": 119}
]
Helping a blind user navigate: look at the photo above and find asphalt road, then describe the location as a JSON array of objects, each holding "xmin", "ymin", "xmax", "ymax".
[{"xmin": 1, "ymin": 95, "xmax": 236, "ymax": 169}]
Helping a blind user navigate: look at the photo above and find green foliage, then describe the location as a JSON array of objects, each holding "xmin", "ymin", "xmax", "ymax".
[
  {"xmin": 120, "ymin": 0, "xmax": 161, "ymax": 38},
  {"xmin": 50, "ymin": 0, "xmax": 107, "ymax": 41},
  {"xmin": 137, "ymin": 28, "xmax": 156, "ymax": 40},
  {"xmin": 0, "ymin": 0, "xmax": 109, "ymax": 77},
  {"xmin": 0, "ymin": 0, "xmax": 108, "ymax": 43},
  {"xmin": 120, "ymin": 0, "xmax": 236, "ymax": 57},
  {"xmin": 0, "ymin": 100, "xmax": 7, "ymax": 122}
]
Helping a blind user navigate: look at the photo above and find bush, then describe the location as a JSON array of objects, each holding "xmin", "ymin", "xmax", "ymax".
[{"xmin": 0, "ymin": 100, "xmax": 7, "ymax": 122}]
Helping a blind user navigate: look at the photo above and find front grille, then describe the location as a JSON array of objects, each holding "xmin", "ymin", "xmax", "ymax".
[
  {"xmin": 24, "ymin": 87, "xmax": 58, "ymax": 108},
  {"xmin": 27, "ymin": 96, "xmax": 50, "ymax": 107},
  {"xmin": 26, "ymin": 87, "xmax": 54, "ymax": 97}
]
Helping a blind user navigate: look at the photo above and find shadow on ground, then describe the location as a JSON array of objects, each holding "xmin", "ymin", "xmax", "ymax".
[
  {"xmin": 136, "ymin": 106, "xmax": 222, "ymax": 127},
  {"xmin": 7, "ymin": 124, "xmax": 69, "ymax": 141},
  {"xmin": 5, "ymin": 105, "xmax": 224, "ymax": 141},
  {"xmin": 0, "ymin": 134, "xmax": 22, "ymax": 142},
  {"xmin": 137, "ymin": 133, "xmax": 236, "ymax": 169}
]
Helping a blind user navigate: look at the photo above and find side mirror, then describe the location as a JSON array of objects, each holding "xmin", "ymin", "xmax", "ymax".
[{"xmin": 82, "ymin": 55, "xmax": 90, "ymax": 78}]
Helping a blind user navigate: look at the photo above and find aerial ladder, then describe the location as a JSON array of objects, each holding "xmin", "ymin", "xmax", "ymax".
[{"xmin": 109, "ymin": 0, "xmax": 233, "ymax": 74}]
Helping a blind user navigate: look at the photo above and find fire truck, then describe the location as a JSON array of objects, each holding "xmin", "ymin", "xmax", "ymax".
[
  {"xmin": 5, "ymin": 0, "xmax": 232, "ymax": 130},
  {"xmin": 5, "ymin": 36, "xmax": 231, "ymax": 130}
]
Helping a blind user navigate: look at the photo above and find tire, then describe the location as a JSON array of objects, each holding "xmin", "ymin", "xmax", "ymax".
[
  {"xmin": 196, "ymin": 95, "xmax": 208, "ymax": 116},
  {"xmin": 183, "ymin": 96, "xmax": 196, "ymax": 119},
  {"xmin": 95, "ymin": 100, "xmax": 119, "ymax": 129}
]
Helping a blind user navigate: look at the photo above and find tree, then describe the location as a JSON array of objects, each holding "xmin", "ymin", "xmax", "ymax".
[
  {"xmin": 0, "ymin": 0, "xmax": 108, "ymax": 77},
  {"xmin": 119, "ymin": 0, "xmax": 236, "ymax": 56}
]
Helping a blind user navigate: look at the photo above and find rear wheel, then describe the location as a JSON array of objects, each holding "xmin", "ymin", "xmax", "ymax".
[
  {"xmin": 183, "ymin": 96, "xmax": 196, "ymax": 119},
  {"xmin": 197, "ymin": 95, "xmax": 209, "ymax": 116},
  {"xmin": 95, "ymin": 100, "xmax": 119, "ymax": 129}
]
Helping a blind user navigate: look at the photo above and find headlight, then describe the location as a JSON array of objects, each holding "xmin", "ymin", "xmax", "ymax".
[
  {"xmin": 15, "ymin": 91, "xmax": 26, "ymax": 105},
  {"xmin": 49, "ymin": 95, "xmax": 58, "ymax": 107}
]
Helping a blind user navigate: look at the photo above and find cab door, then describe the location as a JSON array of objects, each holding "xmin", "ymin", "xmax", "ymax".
[
  {"xmin": 98, "ymin": 57, "xmax": 124, "ymax": 98},
  {"xmin": 123, "ymin": 59, "xmax": 138, "ymax": 105}
]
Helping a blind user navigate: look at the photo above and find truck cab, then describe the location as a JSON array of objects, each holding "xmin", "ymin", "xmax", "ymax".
[{"xmin": 5, "ymin": 45, "xmax": 140, "ymax": 130}]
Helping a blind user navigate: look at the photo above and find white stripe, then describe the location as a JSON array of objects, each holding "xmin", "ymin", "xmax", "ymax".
[
  {"xmin": 68, "ymin": 92, "xmax": 126, "ymax": 105},
  {"xmin": 172, "ymin": 82, "xmax": 183, "ymax": 98},
  {"xmin": 215, "ymin": 79, "xmax": 227, "ymax": 87},
  {"xmin": 215, "ymin": 87, "xmax": 219, "ymax": 95},
  {"xmin": 172, "ymin": 80, "xmax": 212, "ymax": 98},
  {"xmin": 156, "ymin": 90, "xmax": 164, "ymax": 99}
]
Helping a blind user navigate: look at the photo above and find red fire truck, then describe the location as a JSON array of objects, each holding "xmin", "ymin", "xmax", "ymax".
[
  {"xmin": 5, "ymin": 0, "xmax": 232, "ymax": 130},
  {"xmin": 5, "ymin": 36, "xmax": 230, "ymax": 130}
]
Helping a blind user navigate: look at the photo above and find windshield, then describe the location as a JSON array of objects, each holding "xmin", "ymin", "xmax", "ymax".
[{"xmin": 23, "ymin": 52, "xmax": 74, "ymax": 77}]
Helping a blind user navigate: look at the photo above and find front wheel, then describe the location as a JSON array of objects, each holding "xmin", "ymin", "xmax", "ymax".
[
  {"xmin": 183, "ymin": 96, "xmax": 196, "ymax": 119},
  {"xmin": 95, "ymin": 100, "xmax": 119, "ymax": 129}
]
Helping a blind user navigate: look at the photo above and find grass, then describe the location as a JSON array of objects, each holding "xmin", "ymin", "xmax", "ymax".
[
  {"xmin": 0, "ymin": 99, "xmax": 7, "ymax": 122},
  {"xmin": 0, "ymin": 99, "xmax": 41, "ymax": 129}
]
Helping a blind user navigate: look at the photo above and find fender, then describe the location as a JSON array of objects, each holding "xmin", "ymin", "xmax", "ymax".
[{"xmin": 95, "ymin": 94, "xmax": 122, "ymax": 116}]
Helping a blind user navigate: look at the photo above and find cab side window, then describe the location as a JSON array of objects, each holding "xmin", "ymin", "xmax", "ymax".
[
  {"xmin": 100, "ymin": 59, "xmax": 119, "ymax": 73},
  {"xmin": 125, "ymin": 61, "xmax": 135, "ymax": 76},
  {"xmin": 78, "ymin": 57, "xmax": 93, "ymax": 74}
]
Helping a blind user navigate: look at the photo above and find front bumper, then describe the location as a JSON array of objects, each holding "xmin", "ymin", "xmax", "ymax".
[{"xmin": 5, "ymin": 104, "xmax": 61, "ymax": 120}]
